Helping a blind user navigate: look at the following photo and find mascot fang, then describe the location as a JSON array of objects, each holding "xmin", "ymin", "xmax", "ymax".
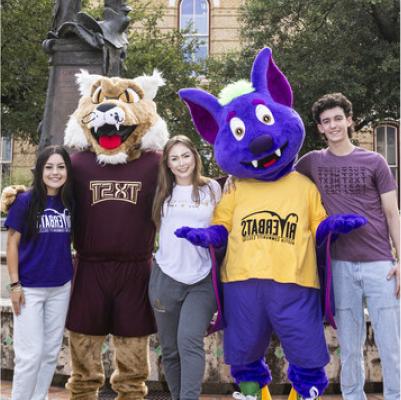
[
  {"xmin": 64, "ymin": 69, "xmax": 168, "ymax": 399},
  {"xmin": 175, "ymin": 48, "xmax": 366, "ymax": 400}
]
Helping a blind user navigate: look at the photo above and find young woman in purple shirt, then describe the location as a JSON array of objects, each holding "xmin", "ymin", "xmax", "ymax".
[{"xmin": 5, "ymin": 145, "xmax": 75, "ymax": 400}]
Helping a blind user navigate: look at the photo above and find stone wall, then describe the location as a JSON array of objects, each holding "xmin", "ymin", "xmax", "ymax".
[
  {"xmin": 1, "ymin": 301, "xmax": 383, "ymax": 393},
  {"xmin": 5, "ymin": 139, "xmax": 36, "ymax": 186}
]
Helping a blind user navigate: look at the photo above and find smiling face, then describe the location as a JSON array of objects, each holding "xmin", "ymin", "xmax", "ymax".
[
  {"xmin": 42, "ymin": 153, "xmax": 67, "ymax": 195},
  {"xmin": 167, "ymin": 142, "xmax": 196, "ymax": 185},
  {"xmin": 317, "ymin": 106, "xmax": 353, "ymax": 145},
  {"xmin": 214, "ymin": 92, "xmax": 305, "ymax": 181}
]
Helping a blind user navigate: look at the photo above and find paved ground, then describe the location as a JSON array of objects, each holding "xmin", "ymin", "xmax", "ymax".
[{"xmin": 0, "ymin": 380, "xmax": 385, "ymax": 400}]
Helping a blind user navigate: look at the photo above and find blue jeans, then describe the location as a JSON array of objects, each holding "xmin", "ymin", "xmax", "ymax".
[{"xmin": 332, "ymin": 260, "xmax": 400, "ymax": 400}]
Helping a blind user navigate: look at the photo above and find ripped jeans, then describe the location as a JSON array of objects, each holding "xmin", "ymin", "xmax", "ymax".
[{"xmin": 332, "ymin": 260, "xmax": 400, "ymax": 400}]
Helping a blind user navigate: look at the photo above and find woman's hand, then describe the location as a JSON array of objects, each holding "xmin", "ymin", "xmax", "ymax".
[
  {"xmin": 10, "ymin": 288, "xmax": 25, "ymax": 315},
  {"xmin": 223, "ymin": 175, "xmax": 236, "ymax": 194}
]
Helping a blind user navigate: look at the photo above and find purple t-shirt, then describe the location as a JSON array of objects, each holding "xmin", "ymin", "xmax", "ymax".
[
  {"xmin": 296, "ymin": 147, "xmax": 397, "ymax": 262},
  {"xmin": 5, "ymin": 191, "xmax": 73, "ymax": 287}
]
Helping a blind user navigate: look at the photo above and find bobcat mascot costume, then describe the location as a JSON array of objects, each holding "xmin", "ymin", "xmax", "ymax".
[
  {"xmin": 175, "ymin": 48, "xmax": 366, "ymax": 400},
  {"xmin": 1, "ymin": 70, "xmax": 168, "ymax": 399},
  {"xmin": 61, "ymin": 70, "xmax": 168, "ymax": 399}
]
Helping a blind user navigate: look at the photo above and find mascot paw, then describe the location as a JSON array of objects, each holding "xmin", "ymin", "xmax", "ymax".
[
  {"xmin": 317, "ymin": 214, "xmax": 367, "ymax": 244},
  {"xmin": 329, "ymin": 214, "xmax": 367, "ymax": 234},
  {"xmin": 175, "ymin": 225, "xmax": 228, "ymax": 248},
  {"xmin": 1, "ymin": 185, "xmax": 27, "ymax": 213},
  {"xmin": 174, "ymin": 226, "xmax": 211, "ymax": 248}
]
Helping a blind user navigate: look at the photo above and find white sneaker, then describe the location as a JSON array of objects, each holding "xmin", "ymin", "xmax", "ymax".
[{"xmin": 232, "ymin": 391, "xmax": 258, "ymax": 400}]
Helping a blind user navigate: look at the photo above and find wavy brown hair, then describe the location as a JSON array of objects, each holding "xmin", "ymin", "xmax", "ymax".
[
  {"xmin": 312, "ymin": 92, "xmax": 354, "ymax": 138},
  {"xmin": 152, "ymin": 135, "xmax": 215, "ymax": 229}
]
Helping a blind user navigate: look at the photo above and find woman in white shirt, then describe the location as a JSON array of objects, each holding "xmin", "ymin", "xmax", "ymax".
[{"xmin": 150, "ymin": 135, "xmax": 221, "ymax": 400}]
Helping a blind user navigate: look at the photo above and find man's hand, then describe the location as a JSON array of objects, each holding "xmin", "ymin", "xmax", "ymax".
[{"xmin": 386, "ymin": 262, "xmax": 400, "ymax": 299}]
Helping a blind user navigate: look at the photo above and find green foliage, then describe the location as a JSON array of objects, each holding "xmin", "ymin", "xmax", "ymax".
[
  {"xmin": 207, "ymin": 0, "xmax": 400, "ymax": 154},
  {"xmin": 1, "ymin": 1, "xmax": 220, "ymax": 174},
  {"xmin": 1, "ymin": 0, "xmax": 53, "ymax": 144},
  {"xmin": 125, "ymin": 5, "xmax": 200, "ymax": 141},
  {"xmin": 124, "ymin": 4, "xmax": 221, "ymax": 176}
]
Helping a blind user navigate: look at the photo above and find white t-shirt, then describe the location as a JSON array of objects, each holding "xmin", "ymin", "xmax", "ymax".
[{"xmin": 155, "ymin": 179, "xmax": 222, "ymax": 284}]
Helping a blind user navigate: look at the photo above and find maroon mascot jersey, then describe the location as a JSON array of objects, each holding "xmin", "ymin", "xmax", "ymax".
[{"xmin": 67, "ymin": 150, "xmax": 160, "ymax": 336}]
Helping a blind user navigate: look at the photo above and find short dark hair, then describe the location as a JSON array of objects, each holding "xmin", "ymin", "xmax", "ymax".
[{"xmin": 312, "ymin": 93, "xmax": 354, "ymax": 137}]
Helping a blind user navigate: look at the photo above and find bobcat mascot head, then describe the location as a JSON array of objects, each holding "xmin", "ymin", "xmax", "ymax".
[{"xmin": 64, "ymin": 70, "xmax": 169, "ymax": 163}]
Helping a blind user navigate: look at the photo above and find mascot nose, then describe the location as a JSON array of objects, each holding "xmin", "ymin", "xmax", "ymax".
[
  {"xmin": 96, "ymin": 103, "xmax": 116, "ymax": 112},
  {"xmin": 249, "ymin": 135, "xmax": 274, "ymax": 155}
]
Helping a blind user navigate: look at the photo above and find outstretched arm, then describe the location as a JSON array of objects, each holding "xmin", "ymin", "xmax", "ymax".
[
  {"xmin": 315, "ymin": 213, "xmax": 367, "ymax": 329},
  {"xmin": 175, "ymin": 225, "xmax": 228, "ymax": 248},
  {"xmin": 316, "ymin": 214, "xmax": 367, "ymax": 247}
]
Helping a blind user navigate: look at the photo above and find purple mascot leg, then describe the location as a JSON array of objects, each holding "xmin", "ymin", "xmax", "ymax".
[
  {"xmin": 231, "ymin": 357, "xmax": 272, "ymax": 387},
  {"xmin": 288, "ymin": 364, "xmax": 328, "ymax": 399}
]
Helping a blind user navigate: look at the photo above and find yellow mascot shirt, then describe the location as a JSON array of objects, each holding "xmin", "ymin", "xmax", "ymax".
[{"xmin": 213, "ymin": 172, "xmax": 327, "ymax": 288}]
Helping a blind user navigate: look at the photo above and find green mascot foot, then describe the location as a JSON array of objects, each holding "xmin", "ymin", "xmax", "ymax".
[{"xmin": 232, "ymin": 381, "xmax": 272, "ymax": 400}]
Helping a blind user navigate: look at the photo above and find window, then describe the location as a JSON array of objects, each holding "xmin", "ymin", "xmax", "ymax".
[
  {"xmin": 179, "ymin": 0, "xmax": 209, "ymax": 62},
  {"xmin": 1, "ymin": 136, "xmax": 12, "ymax": 164},
  {"xmin": 375, "ymin": 124, "xmax": 399, "ymax": 184}
]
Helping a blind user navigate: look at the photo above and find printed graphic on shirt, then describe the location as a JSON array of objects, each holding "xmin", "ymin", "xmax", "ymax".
[
  {"xmin": 317, "ymin": 166, "xmax": 367, "ymax": 195},
  {"xmin": 166, "ymin": 198, "xmax": 212, "ymax": 209},
  {"xmin": 241, "ymin": 210, "xmax": 298, "ymax": 245},
  {"xmin": 39, "ymin": 209, "xmax": 71, "ymax": 233},
  {"xmin": 90, "ymin": 180, "xmax": 142, "ymax": 205}
]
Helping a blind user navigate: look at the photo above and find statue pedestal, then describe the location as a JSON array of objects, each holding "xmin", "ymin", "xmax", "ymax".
[{"xmin": 39, "ymin": 38, "xmax": 103, "ymax": 148}]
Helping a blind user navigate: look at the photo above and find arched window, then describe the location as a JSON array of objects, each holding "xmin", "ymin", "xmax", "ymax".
[
  {"xmin": 179, "ymin": 0, "xmax": 209, "ymax": 62},
  {"xmin": 375, "ymin": 124, "xmax": 399, "ymax": 183}
]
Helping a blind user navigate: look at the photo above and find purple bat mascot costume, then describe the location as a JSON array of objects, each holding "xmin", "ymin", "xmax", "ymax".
[{"xmin": 176, "ymin": 48, "xmax": 366, "ymax": 400}]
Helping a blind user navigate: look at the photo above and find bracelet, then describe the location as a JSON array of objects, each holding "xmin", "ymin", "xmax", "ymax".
[
  {"xmin": 6, "ymin": 283, "xmax": 22, "ymax": 293},
  {"xmin": 9, "ymin": 280, "xmax": 21, "ymax": 288}
]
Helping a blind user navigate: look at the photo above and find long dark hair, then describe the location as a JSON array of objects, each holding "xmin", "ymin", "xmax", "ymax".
[
  {"xmin": 26, "ymin": 145, "xmax": 75, "ymax": 239},
  {"xmin": 152, "ymin": 135, "xmax": 215, "ymax": 230}
]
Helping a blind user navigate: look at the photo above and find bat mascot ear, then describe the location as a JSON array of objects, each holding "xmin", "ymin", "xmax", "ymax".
[
  {"xmin": 251, "ymin": 47, "xmax": 293, "ymax": 107},
  {"xmin": 178, "ymin": 88, "xmax": 222, "ymax": 144}
]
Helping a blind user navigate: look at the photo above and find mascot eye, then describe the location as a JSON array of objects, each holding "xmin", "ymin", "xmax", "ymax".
[
  {"xmin": 91, "ymin": 87, "xmax": 104, "ymax": 104},
  {"xmin": 120, "ymin": 88, "xmax": 140, "ymax": 103},
  {"xmin": 229, "ymin": 117, "xmax": 246, "ymax": 141},
  {"xmin": 255, "ymin": 104, "xmax": 274, "ymax": 125}
]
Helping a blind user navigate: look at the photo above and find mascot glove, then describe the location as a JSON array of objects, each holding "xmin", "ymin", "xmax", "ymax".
[
  {"xmin": 175, "ymin": 225, "xmax": 228, "ymax": 248},
  {"xmin": 316, "ymin": 214, "xmax": 367, "ymax": 246},
  {"xmin": 1, "ymin": 185, "xmax": 27, "ymax": 213}
]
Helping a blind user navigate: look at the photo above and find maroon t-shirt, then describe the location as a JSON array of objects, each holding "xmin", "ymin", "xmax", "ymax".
[
  {"xmin": 296, "ymin": 147, "xmax": 397, "ymax": 262},
  {"xmin": 72, "ymin": 150, "xmax": 160, "ymax": 261}
]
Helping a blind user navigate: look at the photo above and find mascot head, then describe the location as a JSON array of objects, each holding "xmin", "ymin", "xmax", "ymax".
[
  {"xmin": 179, "ymin": 48, "xmax": 304, "ymax": 181},
  {"xmin": 65, "ymin": 70, "xmax": 169, "ymax": 164}
]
